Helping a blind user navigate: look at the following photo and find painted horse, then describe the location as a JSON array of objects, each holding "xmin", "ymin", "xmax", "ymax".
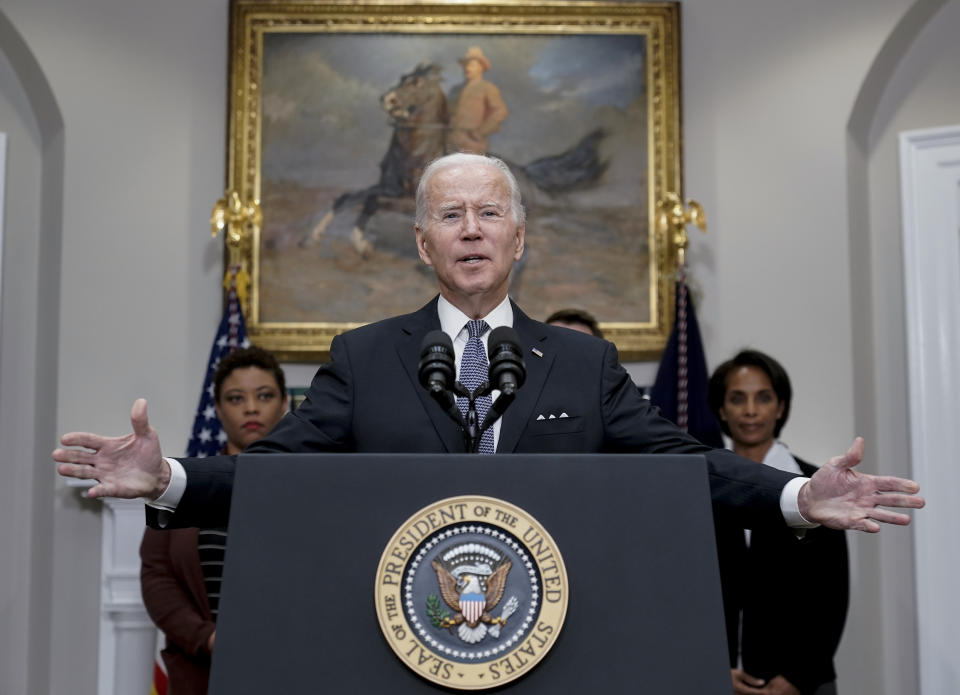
[
  {"xmin": 301, "ymin": 62, "xmax": 448, "ymax": 256},
  {"xmin": 302, "ymin": 61, "xmax": 609, "ymax": 259}
]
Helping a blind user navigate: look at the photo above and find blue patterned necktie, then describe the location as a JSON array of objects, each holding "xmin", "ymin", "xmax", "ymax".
[{"xmin": 457, "ymin": 320, "xmax": 495, "ymax": 454}]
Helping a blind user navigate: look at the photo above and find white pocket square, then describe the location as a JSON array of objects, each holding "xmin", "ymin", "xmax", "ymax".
[{"xmin": 536, "ymin": 412, "xmax": 571, "ymax": 421}]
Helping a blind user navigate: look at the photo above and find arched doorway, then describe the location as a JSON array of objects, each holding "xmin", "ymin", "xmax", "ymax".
[{"xmin": 0, "ymin": 9, "xmax": 64, "ymax": 695}]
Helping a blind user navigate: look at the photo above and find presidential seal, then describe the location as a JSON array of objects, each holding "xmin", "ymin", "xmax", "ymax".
[{"xmin": 375, "ymin": 496, "xmax": 568, "ymax": 690}]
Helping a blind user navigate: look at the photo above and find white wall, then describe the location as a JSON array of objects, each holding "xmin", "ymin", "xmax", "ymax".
[
  {"xmin": 0, "ymin": 29, "xmax": 47, "ymax": 695},
  {"xmin": 855, "ymin": 2, "xmax": 960, "ymax": 692},
  {"xmin": 0, "ymin": 1, "xmax": 227, "ymax": 693},
  {"xmin": 0, "ymin": 8, "xmax": 62, "ymax": 693},
  {"xmin": 0, "ymin": 0, "xmax": 952, "ymax": 692}
]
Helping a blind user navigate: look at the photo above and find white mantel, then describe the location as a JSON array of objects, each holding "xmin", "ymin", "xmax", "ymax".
[{"xmin": 96, "ymin": 494, "xmax": 156, "ymax": 695}]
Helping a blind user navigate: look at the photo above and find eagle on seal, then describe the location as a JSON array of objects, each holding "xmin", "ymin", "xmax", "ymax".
[{"xmin": 432, "ymin": 559, "xmax": 512, "ymax": 644}]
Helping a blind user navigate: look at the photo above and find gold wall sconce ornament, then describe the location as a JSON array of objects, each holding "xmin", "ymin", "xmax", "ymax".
[
  {"xmin": 210, "ymin": 190, "xmax": 262, "ymax": 310},
  {"xmin": 656, "ymin": 192, "xmax": 707, "ymax": 271}
]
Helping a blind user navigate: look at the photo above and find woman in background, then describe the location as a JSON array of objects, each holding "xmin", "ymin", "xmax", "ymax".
[
  {"xmin": 708, "ymin": 350, "xmax": 848, "ymax": 695},
  {"xmin": 140, "ymin": 347, "xmax": 288, "ymax": 695}
]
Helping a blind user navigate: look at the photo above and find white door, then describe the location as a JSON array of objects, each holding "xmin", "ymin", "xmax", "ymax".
[
  {"xmin": 0, "ymin": 132, "xmax": 6, "ymax": 342},
  {"xmin": 899, "ymin": 124, "xmax": 960, "ymax": 695}
]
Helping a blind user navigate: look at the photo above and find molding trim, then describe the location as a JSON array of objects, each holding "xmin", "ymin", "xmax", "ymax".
[
  {"xmin": 899, "ymin": 123, "xmax": 960, "ymax": 695},
  {"xmin": 98, "ymin": 499, "xmax": 155, "ymax": 695}
]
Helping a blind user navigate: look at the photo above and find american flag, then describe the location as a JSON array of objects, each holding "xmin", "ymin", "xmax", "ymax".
[
  {"xmin": 648, "ymin": 276, "xmax": 724, "ymax": 448},
  {"xmin": 185, "ymin": 279, "xmax": 250, "ymax": 457},
  {"xmin": 148, "ymin": 632, "xmax": 168, "ymax": 695}
]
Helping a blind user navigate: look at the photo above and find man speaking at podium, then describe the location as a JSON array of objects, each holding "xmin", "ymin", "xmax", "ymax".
[{"xmin": 54, "ymin": 153, "xmax": 923, "ymax": 535}]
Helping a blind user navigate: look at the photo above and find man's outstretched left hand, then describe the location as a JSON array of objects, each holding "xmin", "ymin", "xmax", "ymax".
[{"xmin": 798, "ymin": 437, "xmax": 925, "ymax": 532}]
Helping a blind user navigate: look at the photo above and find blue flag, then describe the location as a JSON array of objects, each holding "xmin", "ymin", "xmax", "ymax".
[
  {"xmin": 649, "ymin": 281, "xmax": 724, "ymax": 448},
  {"xmin": 185, "ymin": 285, "xmax": 250, "ymax": 457}
]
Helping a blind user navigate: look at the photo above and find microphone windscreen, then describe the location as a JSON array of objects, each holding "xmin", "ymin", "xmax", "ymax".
[
  {"xmin": 488, "ymin": 326, "xmax": 522, "ymax": 356},
  {"xmin": 418, "ymin": 330, "xmax": 456, "ymax": 391},
  {"xmin": 487, "ymin": 326, "xmax": 526, "ymax": 391},
  {"xmin": 420, "ymin": 330, "xmax": 454, "ymax": 357}
]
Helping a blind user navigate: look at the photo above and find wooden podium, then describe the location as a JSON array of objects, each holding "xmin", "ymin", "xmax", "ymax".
[{"xmin": 209, "ymin": 453, "xmax": 730, "ymax": 693}]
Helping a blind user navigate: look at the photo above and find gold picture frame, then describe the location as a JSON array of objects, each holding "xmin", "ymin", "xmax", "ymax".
[{"xmin": 226, "ymin": 0, "xmax": 682, "ymax": 361}]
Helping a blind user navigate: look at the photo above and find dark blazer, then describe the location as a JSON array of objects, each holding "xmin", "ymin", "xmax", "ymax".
[
  {"xmin": 153, "ymin": 299, "xmax": 798, "ymax": 529},
  {"xmin": 717, "ymin": 457, "xmax": 849, "ymax": 695},
  {"xmin": 140, "ymin": 527, "xmax": 215, "ymax": 695}
]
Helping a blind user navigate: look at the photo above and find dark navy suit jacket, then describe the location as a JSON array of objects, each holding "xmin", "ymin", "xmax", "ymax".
[
  {"xmin": 154, "ymin": 298, "xmax": 797, "ymax": 529},
  {"xmin": 717, "ymin": 457, "xmax": 849, "ymax": 694}
]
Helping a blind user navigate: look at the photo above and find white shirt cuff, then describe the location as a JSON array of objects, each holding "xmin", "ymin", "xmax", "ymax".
[
  {"xmin": 780, "ymin": 476, "xmax": 819, "ymax": 528},
  {"xmin": 146, "ymin": 457, "xmax": 186, "ymax": 511}
]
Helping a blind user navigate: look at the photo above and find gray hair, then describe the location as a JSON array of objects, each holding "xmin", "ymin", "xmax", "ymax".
[{"xmin": 414, "ymin": 153, "xmax": 526, "ymax": 230}]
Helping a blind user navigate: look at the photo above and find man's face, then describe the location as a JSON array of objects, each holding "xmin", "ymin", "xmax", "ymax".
[
  {"xmin": 415, "ymin": 163, "xmax": 524, "ymax": 316},
  {"xmin": 462, "ymin": 58, "xmax": 484, "ymax": 80}
]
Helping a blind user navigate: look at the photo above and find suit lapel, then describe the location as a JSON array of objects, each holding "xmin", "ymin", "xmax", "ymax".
[
  {"xmin": 395, "ymin": 297, "xmax": 464, "ymax": 453},
  {"xmin": 497, "ymin": 303, "xmax": 554, "ymax": 452}
]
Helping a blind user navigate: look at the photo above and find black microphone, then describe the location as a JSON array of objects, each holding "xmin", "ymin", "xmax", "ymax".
[
  {"xmin": 480, "ymin": 326, "xmax": 526, "ymax": 433},
  {"xmin": 487, "ymin": 326, "xmax": 526, "ymax": 396},
  {"xmin": 418, "ymin": 331, "xmax": 465, "ymax": 431},
  {"xmin": 418, "ymin": 330, "xmax": 456, "ymax": 394}
]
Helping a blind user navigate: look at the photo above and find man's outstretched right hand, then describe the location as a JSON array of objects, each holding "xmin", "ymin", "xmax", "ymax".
[{"xmin": 53, "ymin": 398, "xmax": 170, "ymax": 500}]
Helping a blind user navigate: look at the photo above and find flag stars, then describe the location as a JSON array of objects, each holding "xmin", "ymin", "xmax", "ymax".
[{"xmin": 186, "ymin": 286, "xmax": 249, "ymax": 457}]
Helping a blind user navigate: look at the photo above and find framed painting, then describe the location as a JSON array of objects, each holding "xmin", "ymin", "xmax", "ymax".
[{"xmin": 226, "ymin": 0, "xmax": 683, "ymax": 361}]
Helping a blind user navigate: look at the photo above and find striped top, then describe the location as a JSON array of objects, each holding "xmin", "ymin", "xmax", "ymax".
[{"xmin": 197, "ymin": 528, "xmax": 228, "ymax": 618}]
